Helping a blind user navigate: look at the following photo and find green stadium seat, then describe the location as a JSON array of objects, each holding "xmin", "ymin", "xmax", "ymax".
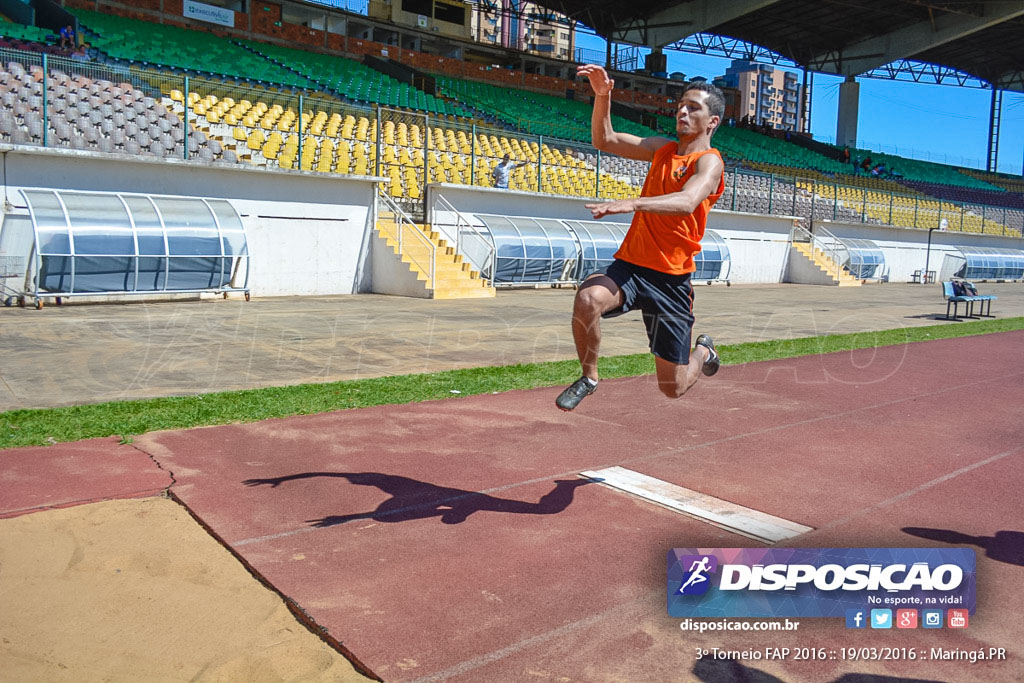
[
  {"xmin": 240, "ymin": 39, "xmax": 470, "ymax": 118},
  {"xmin": 68, "ymin": 9, "xmax": 316, "ymax": 90},
  {"xmin": 0, "ymin": 19, "xmax": 54, "ymax": 44},
  {"xmin": 435, "ymin": 75, "xmax": 659, "ymax": 143}
]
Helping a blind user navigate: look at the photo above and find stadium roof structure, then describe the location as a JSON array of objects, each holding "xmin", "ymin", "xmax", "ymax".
[{"xmin": 541, "ymin": 0, "xmax": 1024, "ymax": 91}]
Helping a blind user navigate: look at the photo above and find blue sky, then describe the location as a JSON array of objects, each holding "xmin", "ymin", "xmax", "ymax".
[{"xmin": 573, "ymin": 33, "xmax": 1024, "ymax": 176}]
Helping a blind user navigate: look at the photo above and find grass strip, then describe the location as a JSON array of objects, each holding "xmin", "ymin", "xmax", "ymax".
[{"xmin": 2, "ymin": 317, "xmax": 1022, "ymax": 450}]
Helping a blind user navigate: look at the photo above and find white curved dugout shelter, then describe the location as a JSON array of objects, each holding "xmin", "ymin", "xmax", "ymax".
[
  {"xmin": 439, "ymin": 210, "xmax": 732, "ymax": 286},
  {"xmin": 835, "ymin": 237, "xmax": 885, "ymax": 281},
  {"xmin": 940, "ymin": 245, "xmax": 1024, "ymax": 281},
  {"xmin": 4, "ymin": 189, "xmax": 249, "ymax": 307}
]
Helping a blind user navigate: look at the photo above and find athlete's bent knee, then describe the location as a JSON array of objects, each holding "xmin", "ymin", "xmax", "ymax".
[{"xmin": 575, "ymin": 287, "xmax": 608, "ymax": 315}]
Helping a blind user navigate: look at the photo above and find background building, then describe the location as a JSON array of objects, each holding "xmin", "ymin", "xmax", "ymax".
[
  {"xmin": 718, "ymin": 60, "xmax": 803, "ymax": 130},
  {"xmin": 471, "ymin": 0, "xmax": 573, "ymax": 59}
]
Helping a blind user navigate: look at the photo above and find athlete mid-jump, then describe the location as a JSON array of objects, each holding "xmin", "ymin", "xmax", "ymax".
[{"xmin": 556, "ymin": 64, "xmax": 726, "ymax": 411}]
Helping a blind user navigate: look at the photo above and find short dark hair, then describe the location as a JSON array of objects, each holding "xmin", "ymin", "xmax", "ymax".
[{"xmin": 682, "ymin": 82, "xmax": 725, "ymax": 124}]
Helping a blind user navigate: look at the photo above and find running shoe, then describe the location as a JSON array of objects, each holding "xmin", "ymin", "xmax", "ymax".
[
  {"xmin": 694, "ymin": 334, "xmax": 720, "ymax": 377},
  {"xmin": 555, "ymin": 376, "xmax": 597, "ymax": 411}
]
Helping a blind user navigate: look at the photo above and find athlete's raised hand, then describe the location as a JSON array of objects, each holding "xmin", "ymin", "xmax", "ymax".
[
  {"xmin": 586, "ymin": 199, "xmax": 637, "ymax": 219},
  {"xmin": 577, "ymin": 64, "xmax": 614, "ymax": 96}
]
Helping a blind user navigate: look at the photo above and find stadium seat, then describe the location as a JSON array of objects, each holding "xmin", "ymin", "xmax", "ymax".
[{"xmin": 68, "ymin": 9, "xmax": 316, "ymax": 90}]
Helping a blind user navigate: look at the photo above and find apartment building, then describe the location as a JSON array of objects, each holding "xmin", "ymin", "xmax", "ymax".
[
  {"xmin": 718, "ymin": 60, "xmax": 803, "ymax": 130},
  {"xmin": 471, "ymin": 0, "xmax": 573, "ymax": 59}
]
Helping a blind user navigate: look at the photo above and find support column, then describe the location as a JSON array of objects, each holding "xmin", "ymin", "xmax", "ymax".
[
  {"xmin": 800, "ymin": 69, "xmax": 813, "ymax": 135},
  {"xmin": 836, "ymin": 75, "xmax": 859, "ymax": 148},
  {"xmin": 987, "ymin": 87, "xmax": 1002, "ymax": 173},
  {"xmin": 500, "ymin": 0, "xmax": 510, "ymax": 48}
]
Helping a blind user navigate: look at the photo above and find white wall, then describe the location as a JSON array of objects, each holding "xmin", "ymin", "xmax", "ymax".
[
  {"xmin": 427, "ymin": 182, "xmax": 799, "ymax": 284},
  {"xmin": 707, "ymin": 210, "xmax": 797, "ymax": 284},
  {"xmin": 8, "ymin": 146, "xmax": 1015, "ymax": 300},
  {"xmin": 0, "ymin": 144, "xmax": 384, "ymax": 298},
  {"xmin": 821, "ymin": 220, "xmax": 1024, "ymax": 283},
  {"xmin": 784, "ymin": 246, "xmax": 842, "ymax": 285},
  {"xmin": 426, "ymin": 183, "xmax": 601, "ymax": 243},
  {"xmin": 370, "ymin": 231, "xmax": 431, "ymax": 298},
  {"xmin": 428, "ymin": 181, "xmax": 1023, "ymax": 286}
]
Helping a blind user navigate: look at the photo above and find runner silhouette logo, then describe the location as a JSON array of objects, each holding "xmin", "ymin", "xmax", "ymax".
[{"xmin": 677, "ymin": 555, "xmax": 718, "ymax": 595}]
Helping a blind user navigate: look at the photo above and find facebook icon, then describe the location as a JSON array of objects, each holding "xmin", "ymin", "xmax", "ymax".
[{"xmin": 845, "ymin": 609, "xmax": 867, "ymax": 629}]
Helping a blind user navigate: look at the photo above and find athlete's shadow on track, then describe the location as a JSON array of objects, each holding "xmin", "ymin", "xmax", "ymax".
[
  {"xmin": 695, "ymin": 658, "xmax": 944, "ymax": 682},
  {"xmin": 902, "ymin": 527, "xmax": 1024, "ymax": 566},
  {"xmin": 242, "ymin": 472, "xmax": 594, "ymax": 527}
]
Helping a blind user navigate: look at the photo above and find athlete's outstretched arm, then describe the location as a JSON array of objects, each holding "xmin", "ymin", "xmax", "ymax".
[
  {"xmin": 578, "ymin": 64, "xmax": 671, "ymax": 162},
  {"xmin": 586, "ymin": 152, "xmax": 723, "ymax": 219}
]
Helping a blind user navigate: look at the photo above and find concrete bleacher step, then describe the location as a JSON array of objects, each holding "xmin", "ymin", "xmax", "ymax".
[
  {"xmin": 431, "ymin": 284, "xmax": 495, "ymax": 299},
  {"xmin": 375, "ymin": 220, "xmax": 495, "ymax": 299},
  {"xmin": 790, "ymin": 242, "xmax": 862, "ymax": 287}
]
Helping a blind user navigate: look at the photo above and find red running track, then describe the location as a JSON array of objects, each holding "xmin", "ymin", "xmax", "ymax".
[
  {"xmin": 0, "ymin": 437, "xmax": 169, "ymax": 519},
  {"xmin": 6, "ymin": 332, "xmax": 1023, "ymax": 681}
]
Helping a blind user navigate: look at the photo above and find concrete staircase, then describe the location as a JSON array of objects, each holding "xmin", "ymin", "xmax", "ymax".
[
  {"xmin": 789, "ymin": 242, "xmax": 862, "ymax": 287},
  {"xmin": 376, "ymin": 218, "xmax": 496, "ymax": 299}
]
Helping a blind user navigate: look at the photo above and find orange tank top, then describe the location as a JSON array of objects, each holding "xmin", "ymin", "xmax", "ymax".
[{"xmin": 614, "ymin": 144, "xmax": 724, "ymax": 275}]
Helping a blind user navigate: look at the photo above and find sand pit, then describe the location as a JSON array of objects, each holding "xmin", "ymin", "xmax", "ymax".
[{"xmin": 0, "ymin": 497, "xmax": 368, "ymax": 682}]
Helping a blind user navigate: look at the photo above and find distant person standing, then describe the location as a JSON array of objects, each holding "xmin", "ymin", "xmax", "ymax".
[{"xmin": 491, "ymin": 154, "xmax": 528, "ymax": 189}]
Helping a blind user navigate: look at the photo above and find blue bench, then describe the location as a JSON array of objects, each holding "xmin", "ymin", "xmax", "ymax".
[{"xmin": 942, "ymin": 280, "xmax": 996, "ymax": 320}]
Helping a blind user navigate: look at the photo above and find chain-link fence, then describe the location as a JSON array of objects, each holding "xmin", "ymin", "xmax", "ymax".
[
  {"xmin": 1, "ymin": 48, "xmax": 226, "ymax": 161},
  {"xmin": 377, "ymin": 106, "xmax": 427, "ymax": 215},
  {"xmin": 1, "ymin": 45, "xmax": 1020, "ymax": 237},
  {"xmin": 724, "ymin": 168, "xmax": 1024, "ymax": 238}
]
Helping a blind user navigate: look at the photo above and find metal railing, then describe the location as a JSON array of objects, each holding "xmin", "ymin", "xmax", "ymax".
[
  {"xmin": 0, "ymin": 45, "xmax": 646, "ymax": 204},
  {"xmin": 1, "ymin": 44, "xmax": 1020, "ymax": 239},
  {"xmin": 377, "ymin": 187, "xmax": 435, "ymax": 289},
  {"xmin": 430, "ymin": 192, "xmax": 494, "ymax": 283},
  {"xmin": 792, "ymin": 223, "xmax": 845, "ymax": 282},
  {"xmin": 725, "ymin": 168, "xmax": 1024, "ymax": 238}
]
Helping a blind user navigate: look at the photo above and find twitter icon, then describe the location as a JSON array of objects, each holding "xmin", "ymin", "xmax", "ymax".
[{"xmin": 870, "ymin": 609, "xmax": 892, "ymax": 629}]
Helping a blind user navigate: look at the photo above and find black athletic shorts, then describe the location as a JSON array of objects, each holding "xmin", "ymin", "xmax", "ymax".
[{"xmin": 595, "ymin": 259, "xmax": 695, "ymax": 365}]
